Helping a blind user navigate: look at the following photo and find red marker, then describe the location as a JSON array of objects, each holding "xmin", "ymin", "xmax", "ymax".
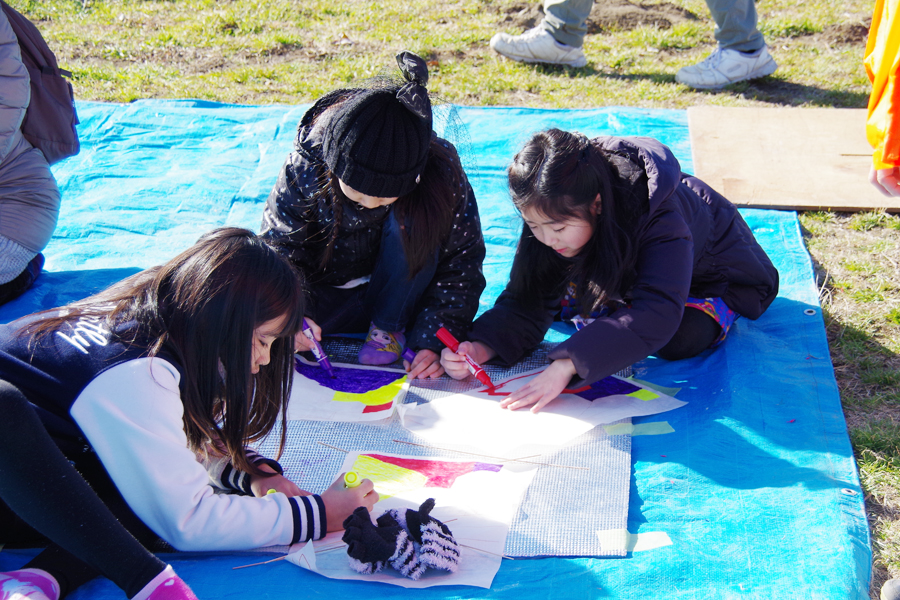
[{"xmin": 435, "ymin": 327, "xmax": 494, "ymax": 388}]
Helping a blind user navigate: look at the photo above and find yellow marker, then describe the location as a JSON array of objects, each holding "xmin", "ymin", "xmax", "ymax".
[
  {"xmin": 344, "ymin": 471, "xmax": 360, "ymax": 488},
  {"xmin": 266, "ymin": 489, "xmax": 277, "ymax": 495}
]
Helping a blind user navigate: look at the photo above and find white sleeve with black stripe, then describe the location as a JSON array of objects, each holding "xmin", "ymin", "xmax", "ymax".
[
  {"xmin": 70, "ymin": 357, "xmax": 328, "ymax": 551},
  {"xmin": 203, "ymin": 448, "xmax": 284, "ymax": 496}
]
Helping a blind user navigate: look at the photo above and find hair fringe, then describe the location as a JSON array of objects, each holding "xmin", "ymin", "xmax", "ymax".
[{"xmin": 506, "ymin": 129, "xmax": 647, "ymax": 314}]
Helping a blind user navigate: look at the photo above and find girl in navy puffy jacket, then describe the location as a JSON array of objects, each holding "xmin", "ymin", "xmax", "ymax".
[{"xmin": 441, "ymin": 129, "xmax": 779, "ymax": 412}]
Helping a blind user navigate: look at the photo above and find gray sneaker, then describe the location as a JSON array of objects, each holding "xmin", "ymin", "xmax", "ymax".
[
  {"xmin": 489, "ymin": 26, "xmax": 587, "ymax": 68},
  {"xmin": 882, "ymin": 579, "xmax": 900, "ymax": 600},
  {"xmin": 675, "ymin": 46, "xmax": 777, "ymax": 89}
]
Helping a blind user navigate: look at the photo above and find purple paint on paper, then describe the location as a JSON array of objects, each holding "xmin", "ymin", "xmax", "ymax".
[
  {"xmin": 473, "ymin": 462, "xmax": 503, "ymax": 473},
  {"xmin": 295, "ymin": 360, "xmax": 404, "ymax": 393},
  {"xmin": 574, "ymin": 376, "xmax": 640, "ymax": 401}
]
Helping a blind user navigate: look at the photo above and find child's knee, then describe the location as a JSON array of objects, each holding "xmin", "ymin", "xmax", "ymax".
[{"xmin": 656, "ymin": 308, "xmax": 721, "ymax": 360}]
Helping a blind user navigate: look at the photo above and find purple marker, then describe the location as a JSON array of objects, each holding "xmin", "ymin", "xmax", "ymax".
[
  {"xmin": 302, "ymin": 318, "xmax": 335, "ymax": 378},
  {"xmin": 401, "ymin": 348, "xmax": 416, "ymax": 364}
]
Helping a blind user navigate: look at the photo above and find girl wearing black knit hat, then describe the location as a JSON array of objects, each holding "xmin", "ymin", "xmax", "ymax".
[{"xmin": 261, "ymin": 52, "xmax": 486, "ymax": 378}]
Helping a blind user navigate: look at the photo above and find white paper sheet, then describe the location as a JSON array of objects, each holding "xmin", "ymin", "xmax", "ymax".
[
  {"xmin": 286, "ymin": 356, "xmax": 408, "ymax": 422},
  {"xmin": 286, "ymin": 452, "xmax": 538, "ymax": 588},
  {"xmin": 398, "ymin": 369, "xmax": 686, "ymax": 455}
]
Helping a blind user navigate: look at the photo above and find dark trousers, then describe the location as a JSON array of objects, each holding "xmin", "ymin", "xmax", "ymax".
[
  {"xmin": 656, "ymin": 306, "xmax": 722, "ymax": 361},
  {"xmin": 0, "ymin": 381, "xmax": 165, "ymax": 598},
  {"xmin": 311, "ymin": 213, "xmax": 438, "ymax": 335}
]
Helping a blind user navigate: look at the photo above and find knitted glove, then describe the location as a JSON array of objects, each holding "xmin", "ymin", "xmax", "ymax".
[
  {"xmin": 403, "ymin": 498, "xmax": 460, "ymax": 573},
  {"xmin": 342, "ymin": 507, "xmax": 410, "ymax": 575},
  {"xmin": 377, "ymin": 509, "xmax": 425, "ymax": 580}
]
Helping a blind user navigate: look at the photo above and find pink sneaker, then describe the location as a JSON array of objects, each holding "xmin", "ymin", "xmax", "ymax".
[
  {"xmin": 358, "ymin": 323, "xmax": 405, "ymax": 365},
  {"xmin": 133, "ymin": 567, "xmax": 198, "ymax": 600},
  {"xmin": 0, "ymin": 570, "xmax": 59, "ymax": 600}
]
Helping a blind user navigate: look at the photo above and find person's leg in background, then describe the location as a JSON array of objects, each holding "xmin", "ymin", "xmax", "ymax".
[
  {"xmin": 489, "ymin": 0, "xmax": 591, "ymax": 67},
  {"xmin": 0, "ymin": 135, "xmax": 60, "ymax": 306},
  {"xmin": 676, "ymin": 0, "xmax": 777, "ymax": 89}
]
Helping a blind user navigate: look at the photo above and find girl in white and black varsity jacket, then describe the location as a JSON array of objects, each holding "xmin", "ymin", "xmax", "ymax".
[{"xmin": 0, "ymin": 228, "xmax": 377, "ymax": 600}]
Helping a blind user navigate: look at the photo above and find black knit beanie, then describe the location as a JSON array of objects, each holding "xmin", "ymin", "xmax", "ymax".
[{"xmin": 321, "ymin": 52, "xmax": 433, "ymax": 198}]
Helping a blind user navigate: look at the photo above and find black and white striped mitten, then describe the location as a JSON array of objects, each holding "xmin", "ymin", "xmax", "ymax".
[
  {"xmin": 341, "ymin": 507, "xmax": 411, "ymax": 575},
  {"xmin": 397, "ymin": 498, "xmax": 460, "ymax": 575},
  {"xmin": 376, "ymin": 509, "xmax": 425, "ymax": 579}
]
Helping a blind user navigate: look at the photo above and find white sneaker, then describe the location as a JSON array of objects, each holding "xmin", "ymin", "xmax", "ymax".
[
  {"xmin": 490, "ymin": 27, "xmax": 587, "ymax": 68},
  {"xmin": 675, "ymin": 46, "xmax": 777, "ymax": 89}
]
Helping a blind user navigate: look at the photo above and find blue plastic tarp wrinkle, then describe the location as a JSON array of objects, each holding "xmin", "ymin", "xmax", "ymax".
[{"xmin": 0, "ymin": 101, "xmax": 870, "ymax": 599}]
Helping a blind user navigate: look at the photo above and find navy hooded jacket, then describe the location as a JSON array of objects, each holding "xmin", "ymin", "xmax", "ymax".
[{"xmin": 470, "ymin": 136, "xmax": 779, "ymax": 386}]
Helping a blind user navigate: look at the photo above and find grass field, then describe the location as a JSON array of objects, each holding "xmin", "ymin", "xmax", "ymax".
[{"xmin": 8, "ymin": 0, "xmax": 900, "ymax": 596}]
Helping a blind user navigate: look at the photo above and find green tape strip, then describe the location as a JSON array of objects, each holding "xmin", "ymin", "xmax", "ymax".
[
  {"xmin": 603, "ymin": 421, "xmax": 674, "ymax": 436},
  {"xmin": 596, "ymin": 528, "xmax": 673, "ymax": 553}
]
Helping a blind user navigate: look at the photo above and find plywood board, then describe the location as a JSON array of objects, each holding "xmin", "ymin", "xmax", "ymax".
[{"xmin": 688, "ymin": 106, "xmax": 897, "ymax": 212}]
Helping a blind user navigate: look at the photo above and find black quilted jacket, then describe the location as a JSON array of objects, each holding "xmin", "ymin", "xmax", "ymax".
[{"xmin": 261, "ymin": 113, "xmax": 486, "ymax": 353}]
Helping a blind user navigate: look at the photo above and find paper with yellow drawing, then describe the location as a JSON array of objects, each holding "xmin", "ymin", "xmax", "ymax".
[
  {"xmin": 285, "ymin": 451, "xmax": 537, "ymax": 588},
  {"xmin": 287, "ymin": 356, "xmax": 408, "ymax": 422}
]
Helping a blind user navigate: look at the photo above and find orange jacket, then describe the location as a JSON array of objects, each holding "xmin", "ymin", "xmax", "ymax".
[{"xmin": 865, "ymin": 0, "xmax": 900, "ymax": 169}]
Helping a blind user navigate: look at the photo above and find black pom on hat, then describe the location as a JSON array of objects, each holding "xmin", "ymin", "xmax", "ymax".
[{"xmin": 321, "ymin": 52, "xmax": 433, "ymax": 198}]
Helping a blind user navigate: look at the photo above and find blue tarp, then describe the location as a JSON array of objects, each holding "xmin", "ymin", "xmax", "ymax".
[{"xmin": 0, "ymin": 101, "xmax": 871, "ymax": 599}]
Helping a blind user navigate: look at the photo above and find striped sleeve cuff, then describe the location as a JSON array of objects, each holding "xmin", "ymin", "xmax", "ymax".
[
  {"xmin": 219, "ymin": 462, "xmax": 253, "ymax": 495},
  {"xmin": 288, "ymin": 494, "xmax": 327, "ymax": 542},
  {"xmin": 204, "ymin": 450, "xmax": 285, "ymax": 496}
]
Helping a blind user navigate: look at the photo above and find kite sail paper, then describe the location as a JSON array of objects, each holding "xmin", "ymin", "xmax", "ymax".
[
  {"xmin": 286, "ymin": 356, "xmax": 408, "ymax": 422},
  {"xmin": 398, "ymin": 368, "xmax": 686, "ymax": 455},
  {"xmin": 285, "ymin": 451, "xmax": 538, "ymax": 588}
]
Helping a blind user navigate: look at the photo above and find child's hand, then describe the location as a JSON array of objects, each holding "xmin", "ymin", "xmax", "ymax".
[
  {"xmin": 320, "ymin": 473, "xmax": 379, "ymax": 532},
  {"xmin": 500, "ymin": 358, "xmax": 577, "ymax": 413},
  {"xmin": 251, "ymin": 473, "xmax": 309, "ymax": 497},
  {"xmin": 405, "ymin": 349, "xmax": 445, "ymax": 379},
  {"xmin": 294, "ymin": 317, "xmax": 322, "ymax": 353},
  {"xmin": 439, "ymin": 341, "xmax": 493, "ymax": 380},
  {"xmin": 870, "ymin": 165, "xmax": 900, "ymax": 197}
]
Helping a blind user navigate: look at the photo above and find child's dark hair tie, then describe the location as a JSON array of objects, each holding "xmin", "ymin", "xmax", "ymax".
[
  {"xmin": 579, "ymin": 145, "xmax": 592, "ymax": 164},
  {"xmin": 395, "ymin": 51, "xmax": 431, "ymax": 121}
]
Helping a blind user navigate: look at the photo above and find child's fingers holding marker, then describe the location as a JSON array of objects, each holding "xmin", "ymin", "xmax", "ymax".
[
  {"xmin": 294, "ymin": 317, "xmax": 322, "ymax": 352},
  {"xmin": 439, "ymin": 343, "xmax": 473, "ymax": 380},
  {"xmin": 322, "ymin": 475, "xmax": 380, "ymax": 531},
  {"xmin": 294, "ymin": 330, "xmax": 314, "ymax": 353},
  {"xmin": 303, "ymin": 317, "xmax": 323, "ymax": 341}
]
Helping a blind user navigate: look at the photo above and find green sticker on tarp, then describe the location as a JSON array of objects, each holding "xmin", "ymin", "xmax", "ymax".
[{"xmin": 603, "ymin": 421, "xmax": 675, "ymax": 436}]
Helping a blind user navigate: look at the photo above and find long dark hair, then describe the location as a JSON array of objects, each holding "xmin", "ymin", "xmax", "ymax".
[
  {"xmin": 304, "ymin": 90, "xmax": 464, "ymax": 277},
  {"xmin": 27, "ymin": 227, "xmax": 304, "ymax": 474},
  {"xmin": 506, "ymin": 129, "xmax": 647, "ymax": 314}
]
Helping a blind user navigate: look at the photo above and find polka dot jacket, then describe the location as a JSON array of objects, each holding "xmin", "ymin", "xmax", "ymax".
[{"xmin": 260, "ymin": 109, "xmax": 486, "ymax": 354}]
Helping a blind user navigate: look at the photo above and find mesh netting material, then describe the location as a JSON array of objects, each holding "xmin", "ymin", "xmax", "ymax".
[
  {"xmin": 0, "ymin": 102, "xmax": 869, "ymax": 599},
  {"xmin": 259, "ymin": 337, "xmax": 633, "ymax": 557}
]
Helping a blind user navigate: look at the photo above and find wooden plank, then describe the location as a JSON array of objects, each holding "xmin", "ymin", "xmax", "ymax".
[{"xmin": 688, "ymin": 106, "xmax": 897, "ymax": 213}]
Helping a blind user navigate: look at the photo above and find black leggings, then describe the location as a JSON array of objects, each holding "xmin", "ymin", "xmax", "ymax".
[
  {"xmin": 0, "ymin": 381, "xmax": 166, "ymax": 598},
  {"xmin": 655, "ymin": 306, "xmax": 723, "ymax": 361}
]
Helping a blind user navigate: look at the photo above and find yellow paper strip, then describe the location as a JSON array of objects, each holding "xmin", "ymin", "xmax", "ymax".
[
  {"xmin": 629, "ymin": 377, "xmax": 681, "ymax": 397},
  {"xmin": 628, "ymin": 388, "xmax": 660, "ymax": 401}
]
